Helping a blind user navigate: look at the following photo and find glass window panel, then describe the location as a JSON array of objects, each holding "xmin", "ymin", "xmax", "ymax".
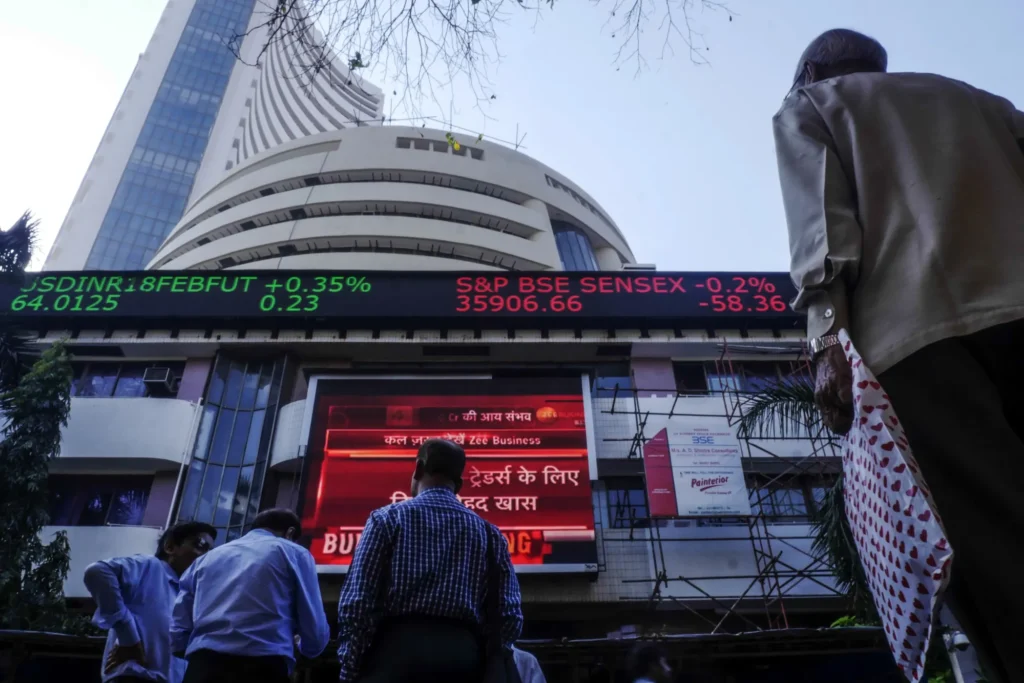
[
  {"xmin": 48, "ymin": 487, "xmax": 76, "ymax": 525},
  {"xmin": 107, "ymin": 489, "xmax": 149, "ymax": 525},
  {"xmin": 77, "ymin": 367, "xmax": 118, "ymax": 397},
  {"xmin": 238, "ymin": 365, "xmax": 260, "ymax": 409},
  {"xmin": 192, "ymin": 404, "xmax": 219, "ymax": 461},
  {"xmin": 207, "ymin": 358, "xmax": 228, "ymax": 405},
  {"xmin": 243, "ymin": 410, "xmax": 265, "ymax": 465},
  {"xmin": 256, "ymin": 407, "xmax": 276, "ymax": 463},
  {"xmin": 114, "ymin": 365, "xmax": 148, "ymax": 398},
  {"xmin": 225, "ymin": 411, "xmax": 252, "ymax": 466},
  {"xmin": 195, "ymin": 464, "xmax": 223, "ymax": 523},
  {"xmin": 231, "ymin": 465, "xmax": 255, "ymax": 526},
  {"xmin": 79, "ymin": 493, "xmax": 113, "ymax": 526},
  {"xmin": 177, "ymin": 460, "xmax": 206, "ymax": 521},
  {"xmin": 223, "ymin": 362, "xmax": 245, "ymax": 406},
  {"xmin": 245, "ymin": 463, "xmax": 266, "ymax": 524},
  {"xmin": 255, "ymin": 365, "xmax": 273, "ymax": 408},
  {"xmin": 225, "ymin": 527, "xmax": 242, "ymax": 543},
  {"xmin": 213, "ymin": 467, "xmax": 241, "ymax": 527},
  {"xmin": 207, "ymin": 409, "xmax": 235, "ymax": 465}
]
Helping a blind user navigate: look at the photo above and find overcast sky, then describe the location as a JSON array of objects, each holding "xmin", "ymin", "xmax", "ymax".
[{"xmin": 2, "ymin": 0, "xmax": 1023, "ymax": 271}]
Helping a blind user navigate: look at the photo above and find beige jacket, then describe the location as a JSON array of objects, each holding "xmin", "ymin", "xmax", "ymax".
[{"xmin": 774, "ymin": 72, "xmax": 1024, "ymax": 372}]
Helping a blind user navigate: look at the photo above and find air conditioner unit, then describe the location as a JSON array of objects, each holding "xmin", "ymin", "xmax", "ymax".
[{"xmin": 143, "ymin": 367, "xmax": 176, "ymax": 395}]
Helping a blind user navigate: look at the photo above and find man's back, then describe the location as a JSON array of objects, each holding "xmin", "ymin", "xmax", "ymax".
[
  {"xmin": 775, "ymin": 71, "xmax": 1024, "ymax": 372},
  {"xmin": 356, "ymin": 486, "xmax": 496, "ymax": 623},
  {"xmin": 172, "ymin": 529, "xmax": 329, "ymax": 662},
  {"xmin": 337, "ymin": 485, "xmax": 523, "ymax": 681}
]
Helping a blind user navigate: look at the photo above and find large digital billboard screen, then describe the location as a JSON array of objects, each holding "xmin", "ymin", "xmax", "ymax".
[{"xmin": 300, "ymin": 377, "xmax": 598, "ymax": 573}]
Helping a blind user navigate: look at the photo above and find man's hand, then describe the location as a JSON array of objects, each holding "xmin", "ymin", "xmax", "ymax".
[
  {"xmin": 105, "ymin": 641, "xmax": 146, "ymax": 674},
  {"xmin": 814, "ymin": 344, "xmax": 854, "ymax": 435}
]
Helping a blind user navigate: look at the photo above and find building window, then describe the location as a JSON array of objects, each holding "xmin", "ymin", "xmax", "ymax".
[
  {"xmin": 71, "ymin": 361, "xmax": 184, "ymax": 398},
  {"xmin": 48, "ymin": 475, "xmax": 152, "ymax": 526},
  {"xmin": 673, "ymin": 363, "xmax": 708, "ymax": 394},
  {"xmin": 606, "ymin": 479, "xmax": 651, "ymax": 529},
  {"xmin": 176, "ymin": 355, "xmax": 287, "ymax": 543},
  {"xmin": 552, "ymin": 221, "xmax": 599, "ymax": 271},
  {"xmin": 705, "ymin": 361, "xmax": 810, "ymax": 394},
  {"xmin": 593, "ymin": 364, "xmax": 631, "ymax": 398}
]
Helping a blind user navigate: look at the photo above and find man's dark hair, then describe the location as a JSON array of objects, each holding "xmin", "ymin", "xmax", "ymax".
[
  {"xmin": 416, "ymin": 438, "xmax": 466, "ymax": 481},
  {"xmin": 627, "ymin": 642, "xmax": 666, "ymax": 680},
  {"xmin": 792, "ymin": 29, "xmax": 888, "ymax": 90},
  {"xmin": 156, "ymin": 521, "xmax": 216, "ymax": 559},
  {"xmin": 252, "ymin": 507, "xmax": 302, "ymax": 536}
]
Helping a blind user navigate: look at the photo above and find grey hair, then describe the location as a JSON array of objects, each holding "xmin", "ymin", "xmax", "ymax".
[{"xmin": 791, "ymin": 29, "xmax": 888, "ymax": 90}]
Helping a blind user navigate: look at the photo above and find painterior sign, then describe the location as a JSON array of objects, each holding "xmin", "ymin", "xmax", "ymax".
[
  {"xmin": 642, "ymin": 420, "xmax": 751, "ymax": 517},
  {"xmin": 301, "ymin": 378, "xmax": 598, "ymax": 573}
]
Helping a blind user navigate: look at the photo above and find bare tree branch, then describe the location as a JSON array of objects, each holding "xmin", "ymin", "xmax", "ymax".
[{"xmin": 231, "ymin": 0, "xmax": 732, "ymax": 119}]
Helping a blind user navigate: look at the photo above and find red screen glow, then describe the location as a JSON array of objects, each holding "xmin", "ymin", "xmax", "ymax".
[{"xmin": 302, "ymin": 391, "xmax": 595, "ymax": 568}]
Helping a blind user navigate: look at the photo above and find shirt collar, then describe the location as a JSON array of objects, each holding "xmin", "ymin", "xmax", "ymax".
[
  {"xmin": 417, "ymin": 486, "xmax": 457, "ymax": 499},
  {"xmin": 247, "ymin": 528, "xmax": 277, "ymax": 538},
  {"xmin": 160, "ymin": 558, "xmax": 179, "ymax": 587}
]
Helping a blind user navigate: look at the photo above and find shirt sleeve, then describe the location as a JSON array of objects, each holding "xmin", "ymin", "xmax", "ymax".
[
  {"xmin": 170, "ymin": 563, "xmax": 196, "ymax": 658},
  {"xmin": 773, "ymin": 93, "xmax": 862, "ymax": 341},
  {"xmin": 337, "ymin": 510, "xmax": 393, "ymax": 682},
  {"xmin": 291, "ymin": 545, "xmax": 330, "ymax": 659},
  {"xmin": 82, "ymin": 557, "xmax": 142, "ymax": 647},
  {"xmin": 488, "ymin": 524, "xmax": 524, "ymax": 650}
]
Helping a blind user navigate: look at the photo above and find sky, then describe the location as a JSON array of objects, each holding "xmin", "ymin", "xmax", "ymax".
[{"xmin": 1, "ymin": 0, "xmax": 1023, "ymax": 271}]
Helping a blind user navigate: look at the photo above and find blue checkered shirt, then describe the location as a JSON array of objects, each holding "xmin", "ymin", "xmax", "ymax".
[{"xmin": 336, "ymin": 486, "xmax": 523, "ymax": 682}]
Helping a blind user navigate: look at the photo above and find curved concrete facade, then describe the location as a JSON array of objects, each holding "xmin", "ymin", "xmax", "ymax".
[{"xmin": 149, "ymin": 127, "xmax": 635, "ymax": 271}]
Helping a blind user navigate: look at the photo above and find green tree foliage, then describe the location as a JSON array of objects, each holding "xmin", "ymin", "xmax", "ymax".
[
  {"xmin": 0, "ymin": 212, "xmax": 89, "ymax": 633},
  {"xmin": 0, "ymin": 342, "xmax": 86, "ymax": 632}
]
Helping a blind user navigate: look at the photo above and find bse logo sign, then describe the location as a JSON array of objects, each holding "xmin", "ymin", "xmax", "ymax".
[{"xmin": 691, "ymin": 435, "xmax": 715, "ymax": 444}]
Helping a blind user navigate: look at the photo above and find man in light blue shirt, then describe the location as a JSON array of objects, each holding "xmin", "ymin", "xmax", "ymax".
[
  {"xmin": 513, "ymin": 646, "xmax": 546, "ymax": 683},
  {"xmin": 171, "ymin": 508, "xmax": 329, "ymax": 683},
  {"xmin": 627, "ymin": 642, "xmax": 673, "ymax": 683},
  {"xmin": 83, "ymin": 521, "xmax": 216, "ymax": 683}
]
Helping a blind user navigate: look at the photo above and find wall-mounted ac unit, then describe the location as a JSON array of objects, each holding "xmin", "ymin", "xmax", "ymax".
[{"xmin": 143, "ymin": 367, "xmax": 176, "ymax": 396}]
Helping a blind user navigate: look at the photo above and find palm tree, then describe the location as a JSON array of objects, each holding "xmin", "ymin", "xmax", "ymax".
[
  {"xmin": 0, "ymin": 211, "xmax": 38, "ymax": 392},
  {"xmin": 733, "ymin": 378, "xmax": 874, "ymax": 617}
]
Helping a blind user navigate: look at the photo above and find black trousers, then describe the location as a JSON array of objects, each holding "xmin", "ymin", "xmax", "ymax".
[
  {"xmin": 356, "ymin": 617, "xmax": 484, "ymax": 683},
  {"xmin": 181, "ymin": 650, "xmax": 291, "ymax": 683},
  {"xmin": 879, "ymin": 319, "xmax": 1024, "ymax": 683}
]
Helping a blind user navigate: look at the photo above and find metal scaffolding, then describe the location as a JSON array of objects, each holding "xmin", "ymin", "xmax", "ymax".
[{"xmin": 598, "ymin": 342, "xmax": 847, "ymax": 635}]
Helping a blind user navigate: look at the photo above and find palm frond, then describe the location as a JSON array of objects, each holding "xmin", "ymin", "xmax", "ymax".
[
  {"xmin": 0, "ymin": 211, "xmax": 38, "ymax": 275},
  {"xmin": 811, "ymin": 473, "xmax": 875, "ymax": 617},
  {"xmin": 735, "ymin": 378, "xmax": 820, "ymax": 440}
]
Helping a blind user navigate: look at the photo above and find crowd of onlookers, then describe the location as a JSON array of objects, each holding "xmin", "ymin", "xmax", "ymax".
[{"xmin": 83, "ymin": 438, "xmax": 676, "ymax": 683}]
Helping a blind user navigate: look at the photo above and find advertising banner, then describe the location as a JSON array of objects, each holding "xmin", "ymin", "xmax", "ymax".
[
  {"xmin": 643, "ymin": 418, "xmax": 751, "ymax": 517},
  {"xmin": 301, "ymin": 378, "xmax": 598, "ymax": 573}
]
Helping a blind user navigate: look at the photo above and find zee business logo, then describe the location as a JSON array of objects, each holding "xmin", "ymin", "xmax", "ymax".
[{"xmin": 691, "ymin": 475, "xmax": 730, "ymax": 492}]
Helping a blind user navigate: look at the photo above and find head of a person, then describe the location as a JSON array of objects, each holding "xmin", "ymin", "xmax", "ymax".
[
  {"xmin": 410, "ymin": 438, "xmax": 466, "ymax": 496},
  {"xmin": 252, "ymin": 507, "xmax": 302, "ymax": 542},
  {"xmin": 627, "ymin": 642, "xmax": 672, "ymax": 683},
  {"xmin": 156, "ymin": 521, "xmax": 216, "ymax": 575},
  {"xmin": 791, "ymin": 29, "xmax": 887, "ymax": 92}
]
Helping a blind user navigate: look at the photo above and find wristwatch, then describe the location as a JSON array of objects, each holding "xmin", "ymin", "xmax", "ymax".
[{"xmin": 809, "ymin": 333, "xmax": 841, "ymax": 359}]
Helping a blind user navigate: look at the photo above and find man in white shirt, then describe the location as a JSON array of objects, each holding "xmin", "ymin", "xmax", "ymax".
[{"xmin": 512, "ymin": 646, "xmax": 545, "ymax": 683}]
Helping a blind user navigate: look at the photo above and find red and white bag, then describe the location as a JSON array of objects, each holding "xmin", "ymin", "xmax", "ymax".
[{"xmin": 839, "ymin": 330, "xmax": 954, "ymax": 682}]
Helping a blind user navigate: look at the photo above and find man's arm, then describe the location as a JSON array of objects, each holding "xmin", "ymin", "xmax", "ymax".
[
  {"xmin": 291, "ymin": 546, "xmax": 330, "ymax": 659},
  {"xmin": 772, "ymin": 94, "xmax": 862, "ymax": 342},
  {"xmin": 488, "ymin": 524, "xmax": 523, "ymax": 649},
  {"xmin": 170, "ymin": 564, "xmax": 197, "ymax": 658},
  {"xmin": 83, "ymin": 557, "xmax": 142, "ymax": 647},
  {"xmin": 337, "ymin": 511, "xmax": 393, "ymax": 682}
]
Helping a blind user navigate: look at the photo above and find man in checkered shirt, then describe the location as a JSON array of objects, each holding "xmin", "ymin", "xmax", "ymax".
[{"xmin": 337, "ymin": 438, "xmax": 523, "ymax": 682}]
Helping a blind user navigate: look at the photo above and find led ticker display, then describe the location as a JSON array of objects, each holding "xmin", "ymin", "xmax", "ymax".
[
  {"xmin": 301, "ymin": 378, "xmax": 597, "ymax": 573},
  {"xmin": 1, "ymin": 271, "xmax": 798, "ymax": 325}
]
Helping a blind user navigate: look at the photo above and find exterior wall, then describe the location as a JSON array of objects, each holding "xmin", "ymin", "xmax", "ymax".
[
  {"xmin": 148, "ymin": 127, "xmax": 635, "ymax": 271},
  {"xmin": 141, "ymin": 472, "xmax": 182, "ymax": 528},
  {"xmin": 44, "ymin": 526, "xmax": 163, "ymax": 598},
  {"xmin": 48, "ymin": 397, "xmax": 200, "ymax": 472}
]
